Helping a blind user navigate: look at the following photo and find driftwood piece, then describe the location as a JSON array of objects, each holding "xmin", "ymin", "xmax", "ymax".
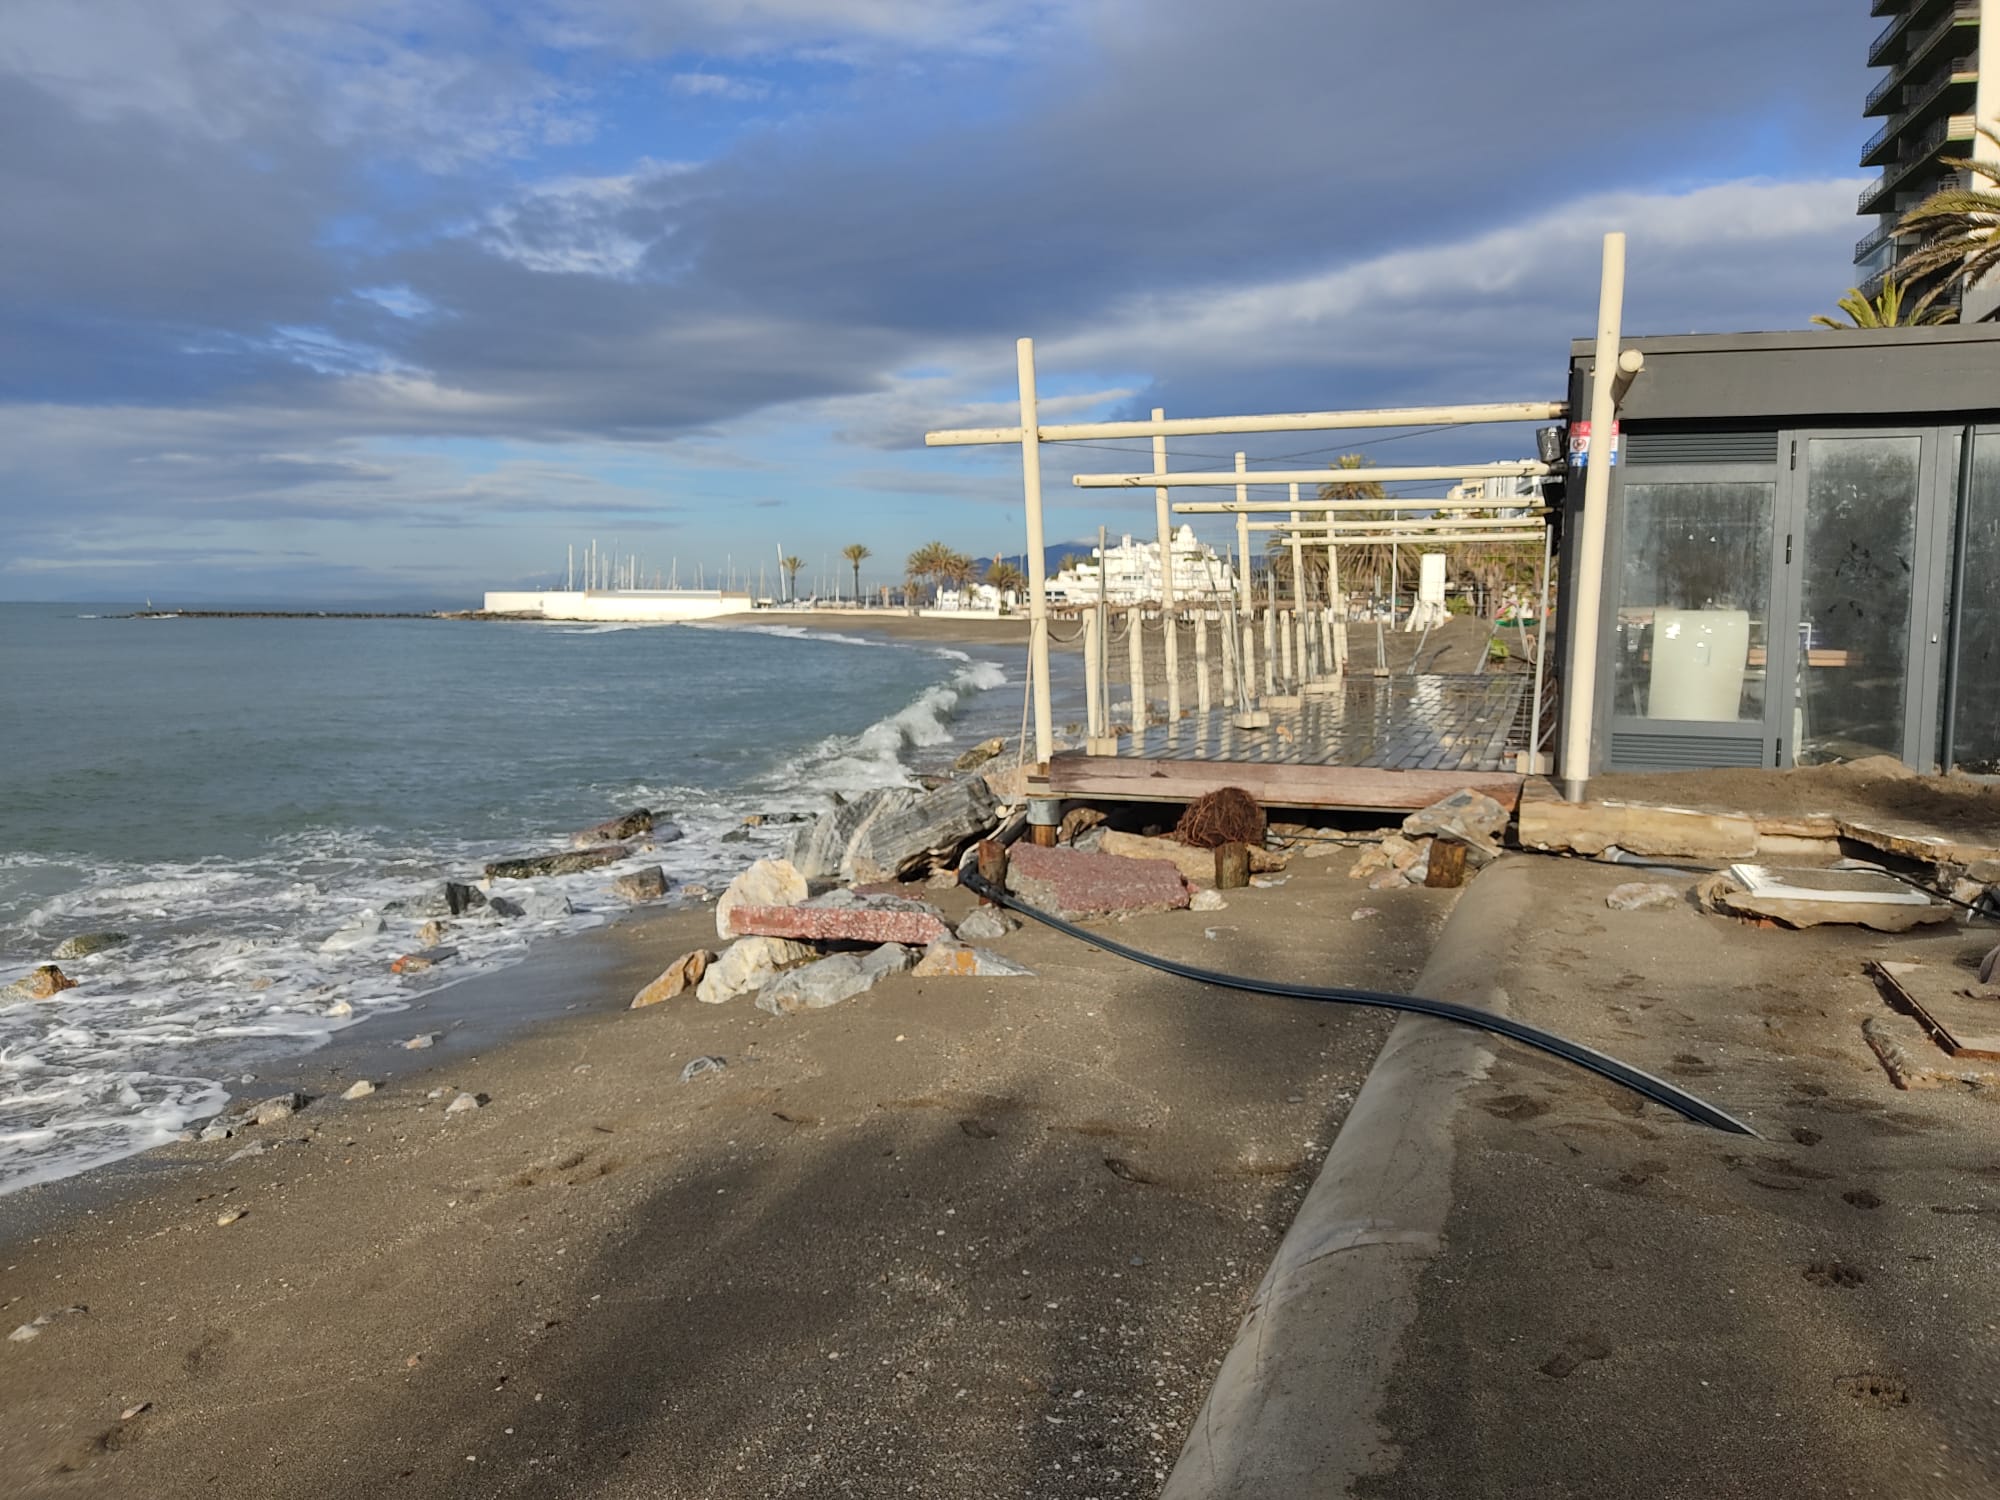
[
  {"xmin": 1214, "ymin": 842, "xmax": 1251, "ymax": 891},
  {"xmin": 1424, "ymin": 837, "xmax": 1469, "ymax": 890}
]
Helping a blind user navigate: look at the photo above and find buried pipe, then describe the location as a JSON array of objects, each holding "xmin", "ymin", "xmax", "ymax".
[{"xmin": 956, "ymin": 863, "xmax": 1757, "ymax": 1137}]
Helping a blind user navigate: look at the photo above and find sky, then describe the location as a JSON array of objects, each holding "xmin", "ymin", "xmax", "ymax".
[{"xmin": 0, "ymin": 0, "xmax": 1881, "ymax": 604}]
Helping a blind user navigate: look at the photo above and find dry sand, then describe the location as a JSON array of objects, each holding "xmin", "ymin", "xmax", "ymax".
[{"xmin": 0, "ymin": 856, "xmax": 1451, "ymax": 1498}]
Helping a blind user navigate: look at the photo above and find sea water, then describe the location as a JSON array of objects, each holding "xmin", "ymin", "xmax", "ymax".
[{"xmin": 0, "ymin": 605, "xmax": 1027, "ymax": 1194}]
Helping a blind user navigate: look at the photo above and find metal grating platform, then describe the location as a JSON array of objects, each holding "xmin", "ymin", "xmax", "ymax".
[{"xmin": 1116, "ymin": 674, "xmax": 1531, "ymax": 773}]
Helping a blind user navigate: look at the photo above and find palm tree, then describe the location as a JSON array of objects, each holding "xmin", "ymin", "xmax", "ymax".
[
  {"xmin": 985, "ymin": 558, "xmax": 1025, "ymax": 599},
  {"xmin": 937, "ymin": 550, "xmax": 977, "ymax": 593},
  {"xmin": 841, "ymin": 543, "xmax": 871, "ymax": 602},
  {"xmin": 781, "ymin": 555, "xmax": 804, "ymax": 602},
  {"xmin": 1313, "ymin": 456, "xmax": 1409, "ymax": 607},
  {"xmin": 1057, "ymin": 553, "xmax": 1081, "ymax": 573},
  {"xmin": 905, "ymin": 541, "xmax": 955, "ymax": 602},
  {"xmin": 1895, "ymin": 126, "xmax": 2000, "ymax": 318},
  {"xmin": 1811, "ymin": 276, "xmax": 1951, "ymax": 329}
]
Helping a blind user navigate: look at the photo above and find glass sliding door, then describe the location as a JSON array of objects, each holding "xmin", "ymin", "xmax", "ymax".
[
  {"xmin": 1943, "ymin": 428, "xmax": 2000, "ymax": 773},
  {"xmin": 1791, "ymin": 436, "xmax": 1925, "ymax": 765}
]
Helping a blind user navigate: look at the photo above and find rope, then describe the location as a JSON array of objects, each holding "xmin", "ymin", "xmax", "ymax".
[{"xmin": 957, "ymin": 866, "xmax": 1759, "ymax": 1137}]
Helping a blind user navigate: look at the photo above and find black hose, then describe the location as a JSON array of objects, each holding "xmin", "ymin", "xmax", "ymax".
[{"xmin": 958, "ymin": 866, "xmax": 1759, "ymax": 1137}]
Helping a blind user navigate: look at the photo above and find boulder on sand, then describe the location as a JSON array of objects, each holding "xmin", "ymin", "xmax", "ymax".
[
  {"xmin": 1402, "ymin": 789, "xmax": 1507, "ymax": 863},
  {"xmin": 787, "ymin": 777, "xmax": 1001, "ymax": 883},
  {"xmin": 631, "ymin": 949, "xmax": 717, "ymax": 1008},
  {"xmin": 485, "ymin": 845, "xmax": 629, "ymax": 881},
  {"xmin": 756, "ymin": 944, "xmax": 915, "ymax": 1015},
  {"xmin": 572, "ymin": 808, "xmax": 653, "ymax": 846},
  {"xmin": 714, "ymin": 857, "xmax": 808, "ymax": 940},
  {"xmin": 846, "ymin": 777, "xmax": 1000, "ymax": 883},
  {"xmin": 911, "ymin": 940, "xmax": 1034, "ymax": 978},
  {"xmin": 611, "ymin": 866, "xmax": 670, "ymax": 903},
  {"xmin": 724, "ymin": 888, "xmax": 951, "ymax": 946},
  {"xmin": 695, "ymin": 935, "xmax": 815, "ymax": 1004}
]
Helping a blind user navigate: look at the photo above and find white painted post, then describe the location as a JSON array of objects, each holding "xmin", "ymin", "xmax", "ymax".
[
  {"xmin": 1235, "ymin": 453, "xmax": 1255, "ymax": 704},
  {"xmin": 1561, "ymin": 233, "xmax": 1626, "ymax": 802},
  {"xmin": 1128, "ymin": 604, "xmax": 1146, "ymax": 735},
  {"xmin": 1153, "ymin": 408, "xmax": 1180, "ymax": 722},
  {"xmin": 1016, "ymin": 340, "xmax": 1055, "ymax": 768},
  {"xmin": 1280, "ymin": 607, "xmax": 1294, "ymax": 686},
  {"xmin": 1195, "ymin": 603, "xmax": 1212, "ymax": 712},
  {"xmin": 1083, "ymin": 607, "xmax": 1103, "ymax": 741}
]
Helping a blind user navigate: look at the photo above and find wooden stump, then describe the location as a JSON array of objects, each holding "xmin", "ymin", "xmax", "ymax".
[
  {"xmin": 974, "ymin": 840, "xmax": 1009, "ymax": 901},
  {"xmin": 1424, "ymin": 837, "xmax": 1468, "ymax": 889},
  {"xmin": 1215, "ymin": 842, "xmax": 1251, "ymax": 890}
]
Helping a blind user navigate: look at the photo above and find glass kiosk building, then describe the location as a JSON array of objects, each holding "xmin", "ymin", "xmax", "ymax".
[{"xmin": 1560, "ymin": 323, "xmax": 2000, "ymax": 777}]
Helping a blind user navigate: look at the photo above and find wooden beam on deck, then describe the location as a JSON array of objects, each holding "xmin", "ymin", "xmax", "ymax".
[{"xmin": 1046, "ymin": 753, "xmax": 1523, "ymax": 813}]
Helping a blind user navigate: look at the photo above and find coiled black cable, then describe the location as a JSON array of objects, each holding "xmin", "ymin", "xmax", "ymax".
[{"xmin": 958, "ymin": 865, "xmax": 1759, "ymax": 1137}]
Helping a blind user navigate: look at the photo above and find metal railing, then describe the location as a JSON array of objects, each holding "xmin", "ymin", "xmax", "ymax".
[
  {"xmin": 1903, "ymin": 0, "xmax": 1982, "ymax": 78},
  {"xmin": 1861, "ymin": 117, "xmax": 1895, "ymax": 164},
  {"xmin": 1867, "ymin": 69, "xmax": 1903, "ymax": 114},
  {"xmin": 1898, "ymin": 56, "xmax": 1978, "ymax": 128},
  {"xmin": 1855, "ymin": 221, "xmax": 1898, "ymax": 262}
]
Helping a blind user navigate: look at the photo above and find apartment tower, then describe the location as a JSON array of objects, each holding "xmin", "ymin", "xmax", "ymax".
[{"xmin": 1856, "ymin": 0, "xmax": 2000, "ymax": 315}]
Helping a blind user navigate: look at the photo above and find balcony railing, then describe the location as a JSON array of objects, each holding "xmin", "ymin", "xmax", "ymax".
[
  {"xmin": 1866, "ymin": 69, "xmax": 1902, "ymax": 114},
  {"xmin": 1858, "ymin": 116, "xmax": 1959, "ymax": 211},
  {"xmin": 1869, "ymin": 10, "xmax": 1911, "ymax": 65},
  {"xmin": 1856, "ymin": 222, "xmax": 1898, "ymax": 262},
  {"xmin": 1899, "ymin": 55, "xmax": 1978, "ymax": 127},
  {"xmin": 1902, "ymin": 0, "xmax": 1981, "ymax": 78},
  {"xmin": 1861, "ymin": 118, "xmax": 1894, "ymax": 164}
]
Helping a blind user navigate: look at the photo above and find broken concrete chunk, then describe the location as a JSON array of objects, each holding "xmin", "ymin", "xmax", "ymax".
[
  {"xmin": 1003, "ymin": 843, "xmax": 1190, "ymax": 919},
  {"xmin": 572, "ymin": 808, "xmax": 652, "ymax": 846},
  {"xmin": 724, "ymin": 896, "xmax": 950, "ymax": 947}
]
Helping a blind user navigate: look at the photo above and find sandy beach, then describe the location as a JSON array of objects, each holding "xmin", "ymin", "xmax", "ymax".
[{"xmin": 0, "ymin": 845, "xmax": 1449, "ymax": 1497}]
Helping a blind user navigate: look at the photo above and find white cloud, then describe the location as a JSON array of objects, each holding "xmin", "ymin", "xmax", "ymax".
[
  {"xmin": 475, "ymin": 160, "xmax": 699, "ymax": 278},
  {"xmin": 668, "ymin": 70, "xmax": 770, "ymax": 101},
  {"xmin": 1041, "ymin": 177, "xmax": 1870, "ymax": 383}
]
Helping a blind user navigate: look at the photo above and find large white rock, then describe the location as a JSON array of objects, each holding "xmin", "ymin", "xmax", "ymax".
[
  {"xmin": 714, "ymin": 857, "xmax": 808, "ymax": 940},
  {"xmin": 695, "ymin": 935, "xmax": 814, "ymax": 1004},
  {"xmin": 756, "ymin": 943, "xmax": 914, "ymax": 1015}
]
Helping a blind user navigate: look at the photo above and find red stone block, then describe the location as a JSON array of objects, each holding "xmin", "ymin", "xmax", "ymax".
[
  {"xmin": 1004, "ymin": 844, "xmax": 1190, "ymax": 919},
  {"xmin": 725, "ymin": 903, "xmax": 952, "ymax": 946}
]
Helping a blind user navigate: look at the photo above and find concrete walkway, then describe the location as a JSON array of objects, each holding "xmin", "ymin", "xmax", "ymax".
[{"xmin": 1168, "ymin": 855, "xmax": 2000, "ymax": 1499}]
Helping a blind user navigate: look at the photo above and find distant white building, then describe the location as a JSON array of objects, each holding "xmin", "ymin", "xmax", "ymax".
[
  {"xmin": 933, "ymin": 582, "xmax": 1017, "ymax": 612},
  {"xmin": 1046, "ymin": 526, "xmax": 1234, "ymax": 606}
]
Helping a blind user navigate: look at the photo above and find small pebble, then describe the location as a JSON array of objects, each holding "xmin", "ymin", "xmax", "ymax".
[
  {"xmin": 341, "ymin": 1079, "xmax": 376, "ymax": 1100},
  {"xmin": 444, "ymin": 1092, "xmax": 485, "ymax": 1115},
  {"xmin": 215, "ymin": 1208, "xmax": 246, "ymax": 1227},
  {"xmin": 1351, "ymin": 908, "xmax": 1381, "ymax": 921},
  {"xmin": 120, "ymin": 1402, "xmax": 151, "ymax": 1421},
  {"xmin": 226, "ymin": 1142, "xmax": 267, "ymax": 1163},
  {"xmin": 404, "ymin": 1033, "xmax": 437, "ymax": 1050},
  {"xmin": 680, "ymin": 1055, "xmax": 727, "ymax": 1084},
  {"xmin": 7, "ymin": 1324, "xmax": 40, "ymax": 1343}
]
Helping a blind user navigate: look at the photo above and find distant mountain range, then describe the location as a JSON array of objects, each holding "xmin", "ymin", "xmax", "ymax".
[{"xmin": 972, "ymin": 542, "xmax": 1101, "ymax": 576}]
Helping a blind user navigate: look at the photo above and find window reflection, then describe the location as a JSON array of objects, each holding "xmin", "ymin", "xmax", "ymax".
[{"xmin": 1614, "ymin": 483, "xmax": 1772, "ymax": 723}]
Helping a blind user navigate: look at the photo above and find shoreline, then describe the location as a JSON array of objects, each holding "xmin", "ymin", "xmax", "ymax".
[{"xmin": 2, "ymin": 617, "xmax": 1034, "ymax": 1202}]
